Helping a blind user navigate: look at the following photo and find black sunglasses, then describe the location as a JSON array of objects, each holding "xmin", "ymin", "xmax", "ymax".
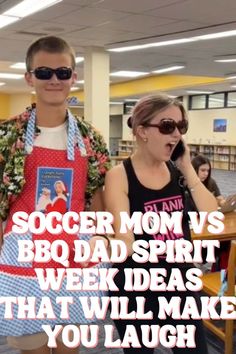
[
  {"xmin": 29, "ymin": 66, "xmax": 73, "ymax": 80},
  {"xmin": 144, "ymin": 118, "xmax": 188, "ymax": 135}
]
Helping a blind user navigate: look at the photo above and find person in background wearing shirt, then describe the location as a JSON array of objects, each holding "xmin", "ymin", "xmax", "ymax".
[
  {"xmin": 191, "ymin": 154, "xmax": 225, "ymax": 206},
  {"xmin": 191, "ymin": 154, "xmax": 235, "ymax": 270}
]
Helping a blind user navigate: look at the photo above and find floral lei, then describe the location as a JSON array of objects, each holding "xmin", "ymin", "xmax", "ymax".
[{"xmin": 0, "ymin": 109, "xmax": 110, "ymax": 220}]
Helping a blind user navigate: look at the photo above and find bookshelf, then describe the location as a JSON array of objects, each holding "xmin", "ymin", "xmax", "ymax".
[
  {"xmin": 189, "ymin": 144, "xmax": 236, "ymax": 171},
  {"xmin": 118, "ymin": 140, "xmax": 135, "ymax": 156}
]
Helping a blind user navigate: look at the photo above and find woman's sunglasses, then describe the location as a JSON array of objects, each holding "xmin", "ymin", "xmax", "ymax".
[
  {"xmin": 144, "ymin": 118, "xmax": 188, "ymax": 135},
  {"xmin": 29, "ymin": 66, "xmax": 73, "ymax": 80}
]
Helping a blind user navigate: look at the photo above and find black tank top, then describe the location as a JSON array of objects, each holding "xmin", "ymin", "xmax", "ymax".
[{"xmin": 123, "ymin": 157, "xmax": 191, "ymax": 245}]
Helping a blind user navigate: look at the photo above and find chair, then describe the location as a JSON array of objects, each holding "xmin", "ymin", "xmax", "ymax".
[{"xmin": 201, "ymin": 240, "xmax": 236, "ymax": 354}]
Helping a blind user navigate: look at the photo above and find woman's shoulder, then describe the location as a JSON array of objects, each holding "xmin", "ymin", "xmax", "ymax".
[
  {"xmin": 209, "ymin": 177, "xmax": 218, "ymax": 187},
  {"xmin": 106, "ymin": 162, "xmax": 129, "ymax": 189},
  {"xmin": 106, "ymin": 162, "xmax": 125, "ymax": 178}
]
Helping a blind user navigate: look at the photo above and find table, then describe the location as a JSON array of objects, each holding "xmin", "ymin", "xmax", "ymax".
[{"xmin": 191, "ymin": 211, "xmax": 236, "ymax": 241}]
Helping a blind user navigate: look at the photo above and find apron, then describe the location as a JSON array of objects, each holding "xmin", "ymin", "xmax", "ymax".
[{"xmin": 0, "ymin": 110, "xmax": 109, "ymax": 336}]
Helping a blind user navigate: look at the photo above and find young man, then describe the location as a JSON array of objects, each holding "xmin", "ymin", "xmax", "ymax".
[{"xmin": 0, "ymin": 36, "xmax": 110, "ymax": 354}]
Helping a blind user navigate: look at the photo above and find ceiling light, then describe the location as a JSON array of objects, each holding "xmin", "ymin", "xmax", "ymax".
[
  {"xmin": 199, "ymin": 30, "xmax": 236, "ymax": 40},
  {"xmin": 186, "ymin": 90, "xmax": 214, "ymax": 94},
  {"xmin": 152, "ymin": 64, "xmax": 185, "ymax": 74},
  {"xmin": 75, "ymin": 57, "xmax": 84, "ymax": 64},
  {"xmin": 0, "ymin": 73, "xmax": 24, "ymax": 79},
  {"xmin": 108, "ymin": 29, "xmax": 236, "ymax": 53},
  {"xmin": 70, "ymin": 87, "xmax": 80, "ymax": 91},
  {"xmin": 230, "ymin": 84, "xmax": 236, "ymax": 88},
  {"xmin": 225, "ymin": 73, "xmax": 236, "ymax": 80},
  {"xmin": 110, "ymin": 71, "xmax": 149, "ymax": 78},
  {"xmin": 215, "ymin": 59, "xmax": 236, "ymax": 63},
  {"xmin": 0, "ymin": 15, "xmax": 20, "ymax": 29},
  {"xmin": 4, "ymin": 0, "xmax": 62, "ymax": 18},
  {"xmin": 10, "ymin": 62, "xmax": 26, "ymax": 69},
  {"xmin": 109, "ymin": 38, "xmax": 197, "ymax": 53},
  {"xmin": 214, "ymin": 55, "xmax": 236, "ymax": 63},
  {"xmin": 0, "ymin": 82, "xmax": 6, "ymax": 86}
]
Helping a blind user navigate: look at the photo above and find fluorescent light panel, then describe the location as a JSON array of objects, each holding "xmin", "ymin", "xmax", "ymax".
[
  {"xmin": 152, "ymin": 65, "xmax": 185, "ymax": 74},
  {"xmin": 225, "ymin": 73, "xmax": 236, "ymax": 80},
  {"xmin": 4, "ymin": 0, "xmax": 62, "ymax": 18},
  {"xmin": 214, "ymin": 55, "xmax": 236, "ymax": 63},
  {"xmin": 0, "ymin": 82, "xmax": 6, "ymax": 86},
  {"xmin": 215, "ymin": 58, "xmax": 236, "ymax": 63},
  {"xmin": 110, "ymin": 71, "xmax": 148, "ymax": 78},
  {"xmin": 0, "ymin": 73, "xmax": 24, "ymax": 79},
  {"xmin": 108, "ymin": 29, "xmax": 236, "ymax": 53},
  {"xmin": 70, "ymin": 87, "xmax": 80, "ymax": 91},
  {"xmin": 10, "ymin": 62, "xmax": 26, "ymax": 69},
  {"xmin": 0, "ymin": 15, "xmax": 20, "ymax": 29},
  {"xmin": 75, "ymin": 57, "xmax": 84, "ymax": 64}
]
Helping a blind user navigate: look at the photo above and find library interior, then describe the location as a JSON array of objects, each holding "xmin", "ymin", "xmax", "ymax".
[{"xmin": 0, "ymin": 1, "xmax": 235, "ymax": 354}]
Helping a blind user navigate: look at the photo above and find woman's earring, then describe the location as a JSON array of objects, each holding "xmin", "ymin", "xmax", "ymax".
[{"xmin": 143, "ymin": 138, "xmax": 148, "ymax": 142}]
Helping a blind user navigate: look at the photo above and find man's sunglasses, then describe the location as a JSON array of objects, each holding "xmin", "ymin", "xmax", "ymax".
[
  {"xmin": 29, "ymin": 67, "xmax": 73, "ymax": 80},
  {"xmin": 144, "ymin": 119, "xmax": 188, "ymax": 135}
]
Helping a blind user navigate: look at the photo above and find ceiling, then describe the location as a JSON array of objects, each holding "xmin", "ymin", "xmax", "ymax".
[{"xmin": 1, "ymin": 0, "xmax": 236, "ymax": 98}]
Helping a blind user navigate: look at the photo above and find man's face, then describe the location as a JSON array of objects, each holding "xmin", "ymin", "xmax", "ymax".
[{"xmin": 25, "ymin": 50, "xmax": 77, "ymax": 107}]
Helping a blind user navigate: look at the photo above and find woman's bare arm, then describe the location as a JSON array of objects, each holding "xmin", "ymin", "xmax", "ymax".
[{"xmin": 104, "ymin": 164, "xmax": 135, "ymax": 256}]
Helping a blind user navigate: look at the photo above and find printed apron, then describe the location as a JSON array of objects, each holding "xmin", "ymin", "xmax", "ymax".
[{"xmin": 0, "ymin": 111, "xmax": 109, "ymax": 336}]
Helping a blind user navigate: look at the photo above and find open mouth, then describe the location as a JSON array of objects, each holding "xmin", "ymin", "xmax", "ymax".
[{"xmin": 166, "ymin": 142, "xmax": 177, "ymax": 153}]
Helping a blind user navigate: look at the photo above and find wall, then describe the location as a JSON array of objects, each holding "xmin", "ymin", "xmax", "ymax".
[
  {"xmin": 110, "ymin": 115, "xmax": 122, "ymax": 138},
  {"xmin": 0, "ymin": 93, "xmax": 10, "ymax": 119},
  {"xmin": 9, "ymin": 93, "xmax": 31, "ymax": 116},
  {"xmin": 0, "ymin": 93, "xmax": 32, "ymax": 120},
  {"xmin": 186, "ymin": 107, "xmax": 236, "ymax": 145},
  {"xmin": 122, "ymin": 114, "xmax": 133, "ymax": 140}
]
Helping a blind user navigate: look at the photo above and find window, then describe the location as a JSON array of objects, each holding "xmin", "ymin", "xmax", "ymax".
[
  {"xmin": 123, "ymin": 101, "xmax": 136, "ymax": 114},
  {"xmin": 208, "ymin": 93, "xmax": 225, "ymax": 108},
  {"xmin": 189, "ymin": 90, "xmax": 236, "ymax": 110},
  {"xmin": 227, "ymin": 91, "xmax": 236, "ymax": 107},
  {"xmin": 189, "ymin": 95, "xmax": 207, "ymax": 109}
]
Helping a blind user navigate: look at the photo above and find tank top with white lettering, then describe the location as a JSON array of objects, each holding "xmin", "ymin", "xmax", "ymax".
[{"xmin": 123, "ymin": 157, "xmax": 191, "ymax": 267}]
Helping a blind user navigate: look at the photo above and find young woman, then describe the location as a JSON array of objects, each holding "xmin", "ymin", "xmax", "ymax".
[
  {"xmin": 105, "ymin": 94, "xmax": 218, "ymax": 353},
  {"xmin": 191, "ymin": 155, "xmax": 225, "ymax": 207},
  {"xmin": 191, "ymin": 154, "xmax": 233, "ymax": 270}
]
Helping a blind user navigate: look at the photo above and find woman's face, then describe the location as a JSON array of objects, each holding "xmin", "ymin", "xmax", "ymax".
[
  {"xmin": 55, "ymin": 182, "xmax": 64, "ymax": 194},
  {"xmin": 139, "ymin": 105, "xmax": 185, "ymax": 161},
  {"xmin": 198, "ymin": 163, "xmax": 210, "ymax": 182}
]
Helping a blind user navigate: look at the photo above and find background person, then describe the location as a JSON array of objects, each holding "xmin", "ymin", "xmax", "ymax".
[
  {"xmin": 191, "ymin": 154, "xmax": 225, "ymax": 207},
  {"xmin": 191, "ymin": 154, "xmax": 235, "ymax": 270}
]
